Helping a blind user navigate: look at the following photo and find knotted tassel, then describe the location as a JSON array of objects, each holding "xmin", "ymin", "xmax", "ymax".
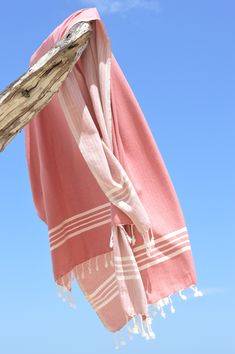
[
  {"xmin": 130, "ymin": 224, "xmax": 136, "ymax": 246},
  {"xmin": 109, "ymin": 228, "xmax": 114, "ymax": 248},
  {"xmin": 74, "ymin": 266, "xmax": 79, "ymax": 281},
  {"xmin": 95, "ymin": 256, "xmax": 99, "ymax": 271},
  {"xmin": 139, "ymin": 315, "xmax": 150, "ymax": 340},
  {"xmin": 150, "ymin": 305, "xmax": 158, "ymax": 317},
  {"xmin": 56, "ymin": 284, "xmax": 67, "ymax": 303},
  {"xmin": 179, "ymin": 289, "xmax": 187, "ymax": 300},
  {"xmin": 68, "ymin": 290, "xmax": 77, "ymax": 309},
  {"xmin": 149, "ymin": 227, "xmax": 155, "ymax": 247},
  {"xmin": 88, "ymin": 259, "xmax": 92, "ymax": 274},
  {"xmin": 81, "ymin": 263, "xmax": 85, "ymax": 279},
  {"xmin": 145, "ymin": 317, "xmax": 156, "ymax": 339},
  {"xmin": 154, "ymin": 301, "xmax": 166, "ymax": 319},
  {"xmin": 119, "ymin": 336, "xmax": 126, "ymax": 346},
  {"xmin": 104, "ymin": 253, "xmax": 108, "ymax": 268},
  {"xmin": 132, "ymin": 316, "xmax": 140, "ymax": 334},
  {"xmin": 168, "ymin": 295, "xmax": 176, "ymax": 314},
  {"xmin": 141, "ymin": 228, "xmax": 155, "ymax": 257},
  {"xmin": 127, "ymin": 324, "xmax": 133, "ymax": 340},
  {"xmin": 191, "ymin": 285, "xmax": 203, "ymax": 297},
  {"xmin": 113, "ymin": 333, "xmax": 126, "ymax": 350},
  {"xmin": 110, "ymin": 253, "xmax": 114, "ymax": 267},
  {"xmin": 114, "ymin": 333, "xmax": 120, "ymax": 350}
]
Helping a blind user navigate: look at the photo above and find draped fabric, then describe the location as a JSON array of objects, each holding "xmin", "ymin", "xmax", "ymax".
[{"xmin": 24, "ymin": 7, "xmax": 202, "ymax": 345}]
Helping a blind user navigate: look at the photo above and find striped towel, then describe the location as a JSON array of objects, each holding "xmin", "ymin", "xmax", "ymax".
[{"xmin": 24, "ymin": 7, "xmax": 202, "ymax": 348}]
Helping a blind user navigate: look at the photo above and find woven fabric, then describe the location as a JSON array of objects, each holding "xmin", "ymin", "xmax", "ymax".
[{"xmin": 24, "ymin": 7, "xmax": 201, "ymax": 343}]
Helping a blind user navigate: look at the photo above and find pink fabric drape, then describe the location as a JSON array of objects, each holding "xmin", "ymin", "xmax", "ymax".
[{"xmin": 24, "ymin": 7, "xmax": 201, "ymax": 344}]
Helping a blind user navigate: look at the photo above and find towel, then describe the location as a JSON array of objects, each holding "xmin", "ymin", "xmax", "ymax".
[{"xmin": 24, "ymin": 7, "xmax": 202, "ymax": 347}]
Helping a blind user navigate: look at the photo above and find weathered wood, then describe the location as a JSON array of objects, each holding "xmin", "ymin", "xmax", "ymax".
[{"xmin": 0, "ymin": 21, "xmax": 92, "ymax": 152}]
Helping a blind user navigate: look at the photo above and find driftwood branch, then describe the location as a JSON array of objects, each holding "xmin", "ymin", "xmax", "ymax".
[{"xmin": 0, "ymin": 21, "xmax": 92, "ymax": 152}]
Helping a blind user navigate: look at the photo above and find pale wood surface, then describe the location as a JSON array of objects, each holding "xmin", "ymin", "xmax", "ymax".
[{"xmin": 0, "ymin": 21, "xmax": 92, "ymax": 152}]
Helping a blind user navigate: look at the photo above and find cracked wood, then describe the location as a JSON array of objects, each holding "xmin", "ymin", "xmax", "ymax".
[{"xmin": 0, "ymin": 21, "xmax": 92, "ymax": 152}]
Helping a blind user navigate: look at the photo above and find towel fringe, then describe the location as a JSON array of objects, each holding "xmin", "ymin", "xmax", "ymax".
[
  {"xmin": 141, "ymin": 227, "xmax": 155, "ymax": 257},
  {"xmin": 110, "ymin": 284, "xmax": 203, "ymax": 349},
  {"xmin": 104, "ymin": 253, "xmax": 108, "ymax": 268},
  {"xmin": 94, "ymin": 256, "xmax": 98, "ymax": 271},
  {"xmin": 130, "ymin": 224, "xmax": 136, "ymax": 245},
  {"xmin": 54, "ymin": 253, "xmax": 203, "ymax": 348}
]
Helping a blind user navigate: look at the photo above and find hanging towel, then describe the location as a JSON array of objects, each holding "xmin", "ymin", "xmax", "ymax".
[{"xmin": 24, "ymin": 7, "xmax": 202, "ymax": 347}]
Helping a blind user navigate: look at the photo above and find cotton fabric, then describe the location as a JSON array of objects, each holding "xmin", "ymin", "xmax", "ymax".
[{"xmin": 24, "ymin": 7, "xmax": 199, "ymax": 338}]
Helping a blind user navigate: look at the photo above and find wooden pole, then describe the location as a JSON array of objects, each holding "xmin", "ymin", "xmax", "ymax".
[{"xmin": 0, "ymin": 21, "xmax": 92, "ymax": 152}]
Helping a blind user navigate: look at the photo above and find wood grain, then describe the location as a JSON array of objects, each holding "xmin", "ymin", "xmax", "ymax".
[{"xmin": 0, "ymin": 21, "xmax": 92, "ymax": 152}]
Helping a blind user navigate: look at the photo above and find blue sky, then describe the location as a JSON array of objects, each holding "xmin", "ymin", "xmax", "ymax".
[{"xmin": 0, "ymin": 1, "xmax": 234, "ymax": 353}]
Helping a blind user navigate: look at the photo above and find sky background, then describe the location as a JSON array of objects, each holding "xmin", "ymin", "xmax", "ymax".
[{"xmin": 0, "ymin": 1, "xmax": 234, "ymax": 353}]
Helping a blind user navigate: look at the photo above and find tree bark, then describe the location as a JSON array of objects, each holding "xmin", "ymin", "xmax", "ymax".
[{"xmin": 0, "ymin": 21, "xmax": 92, "ymax": 152}]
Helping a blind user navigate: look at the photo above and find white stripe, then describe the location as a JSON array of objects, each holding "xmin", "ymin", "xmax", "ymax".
[
  {"xmin": 116, "ymin": 268, "xmax": 139, "ymax": 274},
  {"xmin": 90, "ymin": 279, "xmax": 117, "ymax": 303},
  {"xmin": 114, "ymin": 255, "xmax": 135, "ymax": 262},
  {"xmin": 133, "ymin": 227, "xmax": 188, "ymax": 253},
  {"xmin": 105, "ymin": 172, "xmax": 125, "ymax": 196},
  {"xmin": 106, "ymin": 181, "xmax": 128, "ymax": 199},
  {"xmin": 106, "ymin": 174, "xmax": 135, "ymax": 207},
  {"xmin": 94, "ymin": 290, "xmax": 119, "ymax": 311},
  {"xmin": 48, "ymin": 202, "xmax": 111, "ymax": 235},
  {"xmin": 137, "ymin": 240, "xmax": 190, "ymax": 265},
  {"xmin": 93, "ymin": 247, "xmax": 191, "ymax": 311},
  {"xmin": 92, "ymin": 284, "xmax": 118, "ymax": 307},
  {"xmin": 116, "ymin": 275, "xmax": 141, "ymax": 280},
  {"xmin": 105, "ymin": 172, "xmax": 129, "ymax": 197},
  {"xmin": 135, "ymin": 234, "xmax": 189, "ymax": 259},
  {"xmin": 50, "ymin": 218, "xmax": 111, "ymax": 251},
  {"xmin": 88, "ymin": 273, "xmax": 116, "ymax": 299},
  {"xmin": 49, "ymin": 209, "xmax": 112, "ymax": 240},
  {"xmin": 50, "ymin": 213, "xmax": 111, "ymax": 245},
  {"xmin": 114, "ymin": 263, "xmax": 138, "ymax": 268},
  {"xmin": 115, "ymin": 240, "xmax": 190, "ymax": 268},
  {"xmin": 138, "ymin": 246, "xmax": 191, "ymax": 271},
  {"xmin": 108, "ymin": 185, "xmax": 132, "ymax": 205}
]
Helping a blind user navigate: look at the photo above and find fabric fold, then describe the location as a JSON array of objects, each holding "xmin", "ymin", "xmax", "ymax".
[{"xmin": 24, "ymin": 6, "xmax": 201, "ymax": 344}]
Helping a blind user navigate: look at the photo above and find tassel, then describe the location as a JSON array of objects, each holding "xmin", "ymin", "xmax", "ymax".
[
  {"xmin": 155, "ymin": 302, "xmax": 166, "ymax": 319},
  {"xmin": 74, "ymin": 266, "xmax": 79, "ymax": 281},
  {"xmin": 130, "ymin": 224, "xmax": 136, "ymax": 246},
  {"xmin": 68, "ymin": 290, "xmax": 77, "ymax": 309},
  {"xmin": 61, "ymin": 279, "xmax": 67, "ymax": 302},
  {"xmin": 127, "ymin": 324, "xmax": 133, "ymax": 340},
  {"xmin": 163, "ymin": 297, "xmax": 169, "ymax": 306},
  {"xmin": 145, "ymin": 317, "xmax": 156, "ymax": 339},
  {"xmin": 157, "ymin": 298, "xmax": 165, "ymax": 307},
  {"xmin": 160, "ymin": 307, "xmax": 166, "ymax": 319},
  {"xmin": 114, "ymin": 333, "xmax": 120, "ymax": 350},
  {"xmin": 168, "ymin": 295, "xmax": 175, "ymax": 314},
  {"xmin": 150, "ymin": 305, "xmax": 157, "ymax": 317},
  {"xmin": 125, "ymin": 232, "xmax": 132, "ymax": 245},
  {"xmin": 81, "ymin": 263, "xmax": 85, "ymax": 279},
  {"xmin": 95, "ymin": 256, "xmax": 99, "ymax": 271},
  {"xmin": 119, "ymin": 336, "xmax": 126, "ymax": 346},
  {"xmin": 190, "ymin": 285, "xmax": 203, "ymax": 297},
  {"xmin": 132, "ymin": 316, "xmax": 140, "ymax": 334},
  {"xmin": 56, "ymin": 284, "xmax": 66, "ymax": 302},
  {"xmin": 179, "ymin": 289, "xmax": 187, "ymax": 300},
  {"xmin": 149, "ymin": 227, "xmax": 155, "ymax": 247},
  {"xmin": 104, "ymin": 253, "xmax": 108, "ymax": 268},
  {"xmin": 110, "ymin": 253, "xmax": 114, "ymax": 267},
  {"xmin": 141, "ymin": 229, "xmax": 154, "ymax": 257},
  {"xmin": 109, "ymin": 228, "xmax": 114, "ymax": 248},
  {"xmin": 88, "ymin": 259, "xmax": 92, "ymax": 274},
  {"xmin": 140, "ymin": 316, "xmax": 150, "ymax": 340}
]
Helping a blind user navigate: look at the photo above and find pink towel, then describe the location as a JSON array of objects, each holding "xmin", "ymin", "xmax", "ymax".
[{"xmin": 24, "ymin": 7, "xmax": 202, "ymax": 346}]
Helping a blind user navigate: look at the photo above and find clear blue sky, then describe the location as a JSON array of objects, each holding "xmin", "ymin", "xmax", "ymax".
[{"xmin": 0, "ymin": 1, "xmax": 234, "ymax": 353}]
